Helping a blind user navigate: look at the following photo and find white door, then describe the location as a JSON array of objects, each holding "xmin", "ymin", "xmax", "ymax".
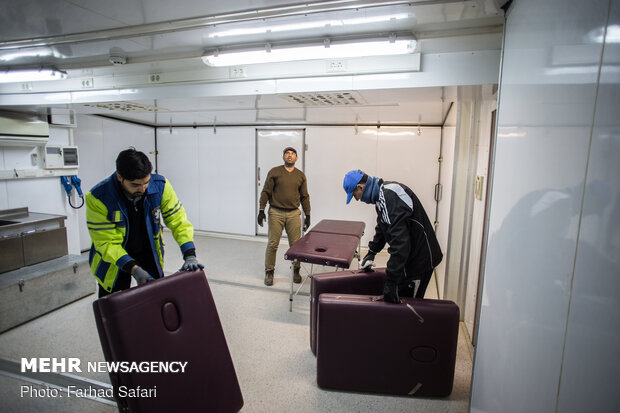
[{"xmin": 256, "ymin": 129, "xmax": 305, "ymax": 235}]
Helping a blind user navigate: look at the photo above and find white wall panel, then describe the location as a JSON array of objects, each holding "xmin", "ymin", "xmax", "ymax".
[
  {"xmin": 156, "ymin": 128, "xmax": 201, "ymax": 230},
  {"xmin": 0, "ymin": 149, "xmax": 6, "ymax": 210},
  {"xmin": 557, "ymin": 0, "xmax": 620, "ymax": 410},
  {"xmin": 156, "ymin": 127, "xmax": 255, "ymax": 236},
  {"xmin": 75, "ymin": 115, "xmax": 155, "ymax": 251},
  {"xmin": 376, "ymin": 127, "xmax": 440, "ymax": 222},
  {"xmin": 305, "ymin": 126, "xmax": 442, "ymax": 250},
  {"xmin": 436, "ymin": 125, "xmax": 456, "ymax": 299},
  {"xmin": 101, "ymin": 120, "xmax": 155, "ymax": 170},
  {"xmin": 464, "ymin": 95, "xmax": 496, "ymax": 338},
  {"xmin": 305, "ymin": 127, "xmax": 377, "ymax": 247},
  {"xmin": 74, "ymin": 115, "xmax": 105, "ymax": 252},
  {"xmin": 197, "ymin": 128, "xmax": 255, "ymax": 235},
  {"xmin": 471, "ymin": 0, "xmax": 612, "ymax": 412},
  {"xmin": 0, "ymin": 127, "xmax": 84, "ymax": 255}
]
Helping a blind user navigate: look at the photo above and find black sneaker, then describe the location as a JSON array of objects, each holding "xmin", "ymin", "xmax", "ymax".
[
  {"xmin": 293, "ymin": 267, "xmax": 302, "ymax": 283},
  {"xmin": 264, "ymin": 270, "xmax": 274, "ymax": 286}
]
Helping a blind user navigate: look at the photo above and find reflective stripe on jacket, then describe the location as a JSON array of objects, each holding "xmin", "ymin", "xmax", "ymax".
[
  {"xmin": 86, "ymin": 172, "xmax": 195, "ymax": 292},
  {"xmin": 368, "ymin": 181, "xmax": 442, "ymax": 283}
]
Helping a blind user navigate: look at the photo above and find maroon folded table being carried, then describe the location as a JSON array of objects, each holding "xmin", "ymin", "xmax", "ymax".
[{"xmin": 92, "ymin": 269, "xmax": 243, "ymax": 413}]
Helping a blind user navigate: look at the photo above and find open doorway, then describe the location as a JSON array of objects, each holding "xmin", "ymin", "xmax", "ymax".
[{"xmin": 255, "ymin": 129, "xmax": 305, "ymax": 236}]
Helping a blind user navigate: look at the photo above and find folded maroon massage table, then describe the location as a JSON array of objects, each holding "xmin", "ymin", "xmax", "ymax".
[
  {"xmin": 93, "ymin": 269, "xmax": 243, "ymax": 413},
  {"xmin": 284, "ymin": 219, "xmax": 365, "ymax": 311},
  {"xmin": 309, "ymin": 268, "xmax": 387, "ymax": 355},
  {"xmin": 316, "ymin": 293, "xmax": 459, "ymax": 397}
]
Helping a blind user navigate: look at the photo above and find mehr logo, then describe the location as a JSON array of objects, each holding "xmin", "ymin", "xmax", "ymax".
[{"xmin": 21, "ymin": 358, "xmax": 82, "ymax": 373}]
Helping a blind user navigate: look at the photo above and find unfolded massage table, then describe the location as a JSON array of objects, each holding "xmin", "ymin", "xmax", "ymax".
[{"xmin": 283, "ymin": 219, "xmax": 365, "ymax": 311}]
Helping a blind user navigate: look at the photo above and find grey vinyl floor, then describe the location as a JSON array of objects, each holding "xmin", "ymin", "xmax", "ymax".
[{"xmin": 0, "ymin": 231, "xmax": 473, "ymax": 412}]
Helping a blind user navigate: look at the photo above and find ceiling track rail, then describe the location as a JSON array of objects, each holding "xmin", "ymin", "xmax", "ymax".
[
  {"xmin": 95, "ymin": 115, "xmax": 445, "ymax": 129},
  {"xmin": 158, "ymin": 122, "xmax": 445, "ymax": 129},
  {"xmin": 0, "ymin": 0, "xmax": 467, "ymax": 50}
]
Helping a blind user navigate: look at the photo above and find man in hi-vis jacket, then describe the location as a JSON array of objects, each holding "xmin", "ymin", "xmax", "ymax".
[
  {"xmin": 343, "ymin": 169, "xmax": 442, "ymax": 302},
  {"xmin": 86, "ymin": 148, "xmax": 203, "ymax": 297}
]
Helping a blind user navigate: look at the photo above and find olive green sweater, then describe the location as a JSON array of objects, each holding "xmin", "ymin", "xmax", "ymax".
[{"xmin": 259, "ymin": 166, "xmax": 310, "ymax": 214}]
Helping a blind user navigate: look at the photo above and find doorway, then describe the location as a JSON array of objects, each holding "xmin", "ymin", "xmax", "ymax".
[{"xmin": 255, "ymin": 129, "xmax": 305, "ymax": 235}]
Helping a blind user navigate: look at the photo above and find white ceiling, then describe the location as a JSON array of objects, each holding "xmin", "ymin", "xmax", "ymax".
[{"xmin": 0, "ymin": 0, "xmax": 506, "ymax": 126}]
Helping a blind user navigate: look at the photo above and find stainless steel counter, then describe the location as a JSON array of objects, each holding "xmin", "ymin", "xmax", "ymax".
[
  {"xmin": 0, "ymin": 207, "xmax": 68, "ymax": 273},
  {"xmin": 0, "ymin": 207, "xmax": 66, "ymax": 237}
]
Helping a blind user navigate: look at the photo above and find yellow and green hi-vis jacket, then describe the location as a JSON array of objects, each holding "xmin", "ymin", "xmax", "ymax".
[{"xmin": 86, "ymin": 172, "xmax": 195, "ymax": 292}]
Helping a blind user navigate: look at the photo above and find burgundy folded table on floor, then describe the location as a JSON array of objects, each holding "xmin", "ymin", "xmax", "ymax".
[
  {"xmin": 316, "ymin": 293, "xmax": 459, "ymax": 397},
  {"xmin": 93, "ymin": 269, "xmax": 243, "ymax": 413},
  {"xmin": 309, "ymin": 268, "xmax": 387, "ymax": 355}
]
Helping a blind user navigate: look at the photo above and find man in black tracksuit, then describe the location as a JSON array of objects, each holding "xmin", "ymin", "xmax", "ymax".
[{"xmin": 343, "ymin": 169, "xmax": 442, "ymax": 303}]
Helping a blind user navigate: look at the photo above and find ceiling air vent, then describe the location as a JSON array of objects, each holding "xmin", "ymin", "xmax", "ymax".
[
  {"xmin": 282, "ymin": 92, "xmax": 366, "ymax": 106},
  {"xmin": 83, "ymin": 102, "xmax": 168, "ymax": 112}
]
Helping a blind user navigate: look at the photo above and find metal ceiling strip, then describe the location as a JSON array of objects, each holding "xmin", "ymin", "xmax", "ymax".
[{"xmin": 0, "ymin": 0, "xmax": 466, "ymax": 50}]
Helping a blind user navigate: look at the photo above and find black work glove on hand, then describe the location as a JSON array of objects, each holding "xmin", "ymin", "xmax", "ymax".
[
  {"xmin": 383, "ymin": 281, "xmax": 400, "ymax": 304},
  {"xmin": 303, "ymin": 215, "xmax": 311, "ymax": 231},
  {"xmin": 181, "ymin": 255, "xmax": 204, "ymax": 271},
  {"xmin": 132, "ymin": 267, "xmax": 154, "ymax": 286},
  {"xmin": 257, "ymin": 210, "xmax": 266, "ymax": 227},
  {"xmin": 360, "ymin": 251, "xmax": 376, "ymax": 270}
]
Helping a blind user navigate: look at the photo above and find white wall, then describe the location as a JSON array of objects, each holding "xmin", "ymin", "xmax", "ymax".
[
  {"xmin": 470, "ymin": 0, "xmax": 619, "ymax": 412},
  {"xmin": 305, "ymin": 126, "xmax": 442, "ymax": 248},
  {"xmin": 74, "ymin": 115, "xmax": 155, "ymax": 251},
  {"xmin": 130, "ymin": 124, "xmax": 445, "ymax": 250},
  {"xmin": 156, "ymin": 127, "xmax": 256, "ymax": 236},
  {"xmin": 436, "ymin": 106, "xmax": 457, "ymax": 298},
  {"xmin": 463, "ymin": 88, "xmax": 497, "ymax": 338},
  {"xmin": 0, "ymin": 126, "xmax": 82, "ymax": 255}
]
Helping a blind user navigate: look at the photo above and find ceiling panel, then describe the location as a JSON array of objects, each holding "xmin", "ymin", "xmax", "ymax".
[{"xmin": 0, "ymin": 1, "xmax": 501, "ymax": 126}]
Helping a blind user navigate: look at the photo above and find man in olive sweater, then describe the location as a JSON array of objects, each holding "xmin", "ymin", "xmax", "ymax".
[{"xmin": 258, "ymin": 147, "xmax": 311, "ymax": 286}]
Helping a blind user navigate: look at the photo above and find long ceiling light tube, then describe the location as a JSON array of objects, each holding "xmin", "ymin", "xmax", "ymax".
[
  {"xmin": 202, "ymin": 35, "xmax": 416, "ymax": 67},
  {"xmin": 0, "ymin": 0, "xmax": 460, "ymax": 50},
  {"xmin": 0, "ymin": 67, "xmax": 68, "ymax": 83},
  {"xmin": 208, "ymin": 13, "xmax": 411, "ymax": 38}
]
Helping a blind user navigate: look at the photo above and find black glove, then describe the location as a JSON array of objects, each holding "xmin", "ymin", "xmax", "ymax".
[
  {"xmin": 360, "ymin": 251, "xmax": 376, "ymax": 270},
  {"xmin": 132, "ymin": 266, "xmax": 154, "ymax": 286},
  {"xmin": 303, "ymin": 215, "xmax": 311, "ymax": 231},
  {"xmin": 257, "ymin": 210, "xmax": 266, "ymax": 227},
  {"xmin": 383, "ymin": 281, "xmax": 400, "ymax": 304},
  {"xmin": 181, "ymin": 255, "xmax": 204, "ymax": 271}
]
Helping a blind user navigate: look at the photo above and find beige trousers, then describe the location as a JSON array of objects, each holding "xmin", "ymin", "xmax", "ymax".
[{"xmin": 265, "ymin": 207, "xmax": 301, "ymax": 272}]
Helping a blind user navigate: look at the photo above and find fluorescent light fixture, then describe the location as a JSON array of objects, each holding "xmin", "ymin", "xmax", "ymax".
[
  {"xmin": 0, "ymin": 48, "xmax": 56, "ymax": 62},
  {"xmin": 208, "ymin": 14, "xmax": 410, "ymax": 38},
  {"xmin": 587, "ymin": 24, "xmax": 620, "ymax": 43},
  {"xmin": 0, "ymin": 67, "xmax": 68, "ymax": 83},
  {"xmin": 202, "ymin": 37, "xmax": 416, "ymax": 67}
]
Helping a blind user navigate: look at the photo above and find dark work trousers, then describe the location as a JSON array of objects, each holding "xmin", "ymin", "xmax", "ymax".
[{"xmin": 398, "ymin": 269, "xmax": 434, "ymax": 299}]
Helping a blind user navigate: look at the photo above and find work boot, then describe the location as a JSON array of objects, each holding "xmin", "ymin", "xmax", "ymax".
[
  {"xmin": 264, "ymin": 270, "xmax": 274, "ymax": 286},
  {"xmin": 293, "ymin": 267, "xmax": 302, "ymax": 284}
]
